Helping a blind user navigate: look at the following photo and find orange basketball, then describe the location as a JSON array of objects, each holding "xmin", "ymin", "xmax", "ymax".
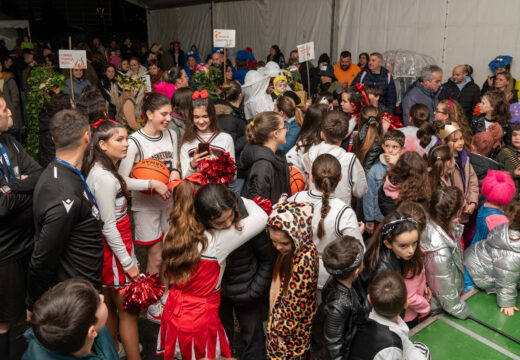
[
  {"xmin": 131, "ymin": 158, "xmax": 169, "ymax": 194},
  {"xmin": 289, "ymin": 166, "xmax": 306, "ymax": 195}
]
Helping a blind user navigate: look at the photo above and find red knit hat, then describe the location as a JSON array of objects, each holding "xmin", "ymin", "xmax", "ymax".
[{"xmin": 482, "ymin": 170, "xmax": 516, "ymax": 205}]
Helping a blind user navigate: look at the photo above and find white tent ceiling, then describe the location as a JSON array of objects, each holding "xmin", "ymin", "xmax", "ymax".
[{"xmin": 140, "ymin": 0, "xmax": 520, "ymax": 87}]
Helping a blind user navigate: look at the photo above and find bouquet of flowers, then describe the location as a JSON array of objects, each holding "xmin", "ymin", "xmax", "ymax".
[
  {"xmin": 191, "ymin": 63, "xmax": 223, "ymax": 100},
  {"xmin": 283, "ymin": 69, "xmax": 303, "ymax": 92},
  {"xmin": 116, "ymin": 73, "xmax": 145, "ymax": 91}
]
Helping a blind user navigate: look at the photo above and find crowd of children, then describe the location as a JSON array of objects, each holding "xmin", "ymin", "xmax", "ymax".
[{"xmin": 3, "ymin": 49, "xmax": 520, "ymax": 360}]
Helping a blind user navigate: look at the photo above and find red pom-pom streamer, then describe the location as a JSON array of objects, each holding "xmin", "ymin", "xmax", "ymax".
[
  {"xmin": 252, "ymin": 195, "xmax": 273, "ymax": 216},
  {"xmin": 119, "ymin": 273, "xmax": 165, "ymax": 313},
  {"xmin": 381, "ymin": 112, "xmax": 403, "ymax": 130},
  {"xmin": 198, "ymin": 152, "xmax": 237, "ymax": 186}
]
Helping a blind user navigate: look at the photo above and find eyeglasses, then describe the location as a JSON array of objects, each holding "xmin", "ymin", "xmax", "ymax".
[{"xmin": 276, "ymin": 124, "xmax": 290, "ymax": 131}]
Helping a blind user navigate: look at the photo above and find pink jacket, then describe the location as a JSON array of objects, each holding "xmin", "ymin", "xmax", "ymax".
[{"xmin": 404, "ymin": 267, "xmax": 430, "ymax": 322}]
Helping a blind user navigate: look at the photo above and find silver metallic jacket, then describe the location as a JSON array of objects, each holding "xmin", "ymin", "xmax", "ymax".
[
  {"xmin": 421, "ymin": 219, "xmax": 470, "ymax": 319},
  {"xmin": 464, "ymin": 223, "xmax": 520, "ymax": 307}
]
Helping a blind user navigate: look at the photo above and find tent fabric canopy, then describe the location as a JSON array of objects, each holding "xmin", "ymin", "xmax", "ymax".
[
  {"xmin": 0, "ymin": 17, "xmax": 30, "ymax": 50},
  {"xmin": 145, "ymin": 0, "xmax": 520, "ymax": 87}
]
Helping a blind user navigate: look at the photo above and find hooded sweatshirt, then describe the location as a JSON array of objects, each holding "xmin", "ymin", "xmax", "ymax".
[
  {"xmin": 303, "ymin": 142, "xmax": 367, "ymax": 206},
  {"xmin": 242, "ymin": 70, "xmax": 274, "ymax": 120},
  {"xmin": 240, "ymin": 144, "xmax": 290, "ymax": 203},
  {"xmin": 266, "ymin": 201, "xmax": 319, "ymax": 359}
]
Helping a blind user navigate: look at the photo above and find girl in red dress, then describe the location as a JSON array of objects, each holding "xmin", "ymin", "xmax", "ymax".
[{"xmin": 157, "ymin": 182, "xmax": 268, "ymax": 359}]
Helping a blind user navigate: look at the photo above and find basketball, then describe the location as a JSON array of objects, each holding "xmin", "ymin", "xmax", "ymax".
[
  {"xmin": 131, "ymin": 158, "xmax": 170, "ymax": 194},
  {"xmin": 289, "ymin": 166, "xmax": 306, "ymax": 195}
]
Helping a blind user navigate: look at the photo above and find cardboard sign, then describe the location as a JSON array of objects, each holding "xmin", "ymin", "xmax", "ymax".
[
  {"xmin": 58, "ymin": 50, "xmax": 87, "ymax": 69},
  {"xmin": 297, "ymin": 42, "xmax": 315, "ymax": 63},
  {"xmin": 213, "ymin": 29, "xmax": 236, "ymax": 48}
]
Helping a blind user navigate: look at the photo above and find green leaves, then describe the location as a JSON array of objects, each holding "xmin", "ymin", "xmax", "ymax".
[
  {"xmin": 25, "ymin": 66, "xmax": 66, "ymax": 160},
  {"xmin": 191, "ymin": 65, "xmax": 224, "ymax": 100}
]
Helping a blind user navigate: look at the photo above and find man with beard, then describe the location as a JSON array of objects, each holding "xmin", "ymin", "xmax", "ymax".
[{"xmin": 334, "ymin": 51, "xmax": 361, "ymax": 88}]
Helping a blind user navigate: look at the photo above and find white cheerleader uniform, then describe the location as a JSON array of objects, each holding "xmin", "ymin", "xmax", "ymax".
[
  {"xmin": 288, "ymin": 189, "xmax": 363, "ymax": 289},
  {"xmin": 180, "ymin": 131, "xmax": 235, "ymax": 178},
  {"xmin": 87, "ymin": 163, "xmax": 139, "ymax": 287},
  {"xmin": 118, "ymin": 128, "xmax": 178, "ymax": 245}
]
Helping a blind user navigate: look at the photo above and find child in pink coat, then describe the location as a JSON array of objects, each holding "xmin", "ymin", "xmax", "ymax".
[{"xmin": 397, "ymin": 202, "xmax": 431, "ymax": 328}]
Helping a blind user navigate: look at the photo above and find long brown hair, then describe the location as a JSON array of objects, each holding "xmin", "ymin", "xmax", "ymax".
[
  {"xmin": 276, "ymin": 95, "xmax": 304, "ymax": 126},
  {"xmin": 355, "ymin": 105, "xmax": 382, "ymax": 164},
  {"xmin": 269, "ymin": 227, "xmax": 295, "ymax": 295},
  {"xmin": 386, "ymin": 151, "xmax": 431, "ymax": 203},
  {"xmin": 506, "ymin": 201, "xmax": 520, "ymax": 232},
  {"xmin": 437, "ymin": 99, "xmax": 472, "ymax": 151},
  {"xmin": 312, "ymin": 154, "xmax": 341, "ymax": 239},
  {"xmin": 363, "ymin": 211, "xmax": 423, "ymax": 278},
  {"xmin": 427, "ymin": 144, "xmax": 453, "ymax": 189},
  {"xmin": 483, "ymin": 89, "xmax": 511, "ymax": 124},
  {"xmin": 86, "ymin": 120, "xmax": 130, "ymax": 200},
  {"xmin": 428, "ymin": 186, "xmax": 463, "ymax": 236},
  {"xmin": 162, "ymin": 180, "xmax": 207, "ymax": 284},
  {"xmin": 180, "ymin": 97, "xmax": 221, "ymax": 147},
  {"xmin": 295, "ymin": 103, "xmax": 328, "ymax": 153}
]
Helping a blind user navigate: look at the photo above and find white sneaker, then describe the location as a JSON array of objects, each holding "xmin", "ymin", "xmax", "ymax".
[
  {"xmin": 146, "ymin": 290, "xmax": 168, "ymax": 324},
  {"xmin": 118, "ymin": 341, "xmax": 143, "ymax": 359}
]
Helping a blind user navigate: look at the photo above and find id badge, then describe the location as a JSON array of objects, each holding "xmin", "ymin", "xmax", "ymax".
[{"xmin": 92, "ymin": 206, "xmax": 100, "ymax": 220}]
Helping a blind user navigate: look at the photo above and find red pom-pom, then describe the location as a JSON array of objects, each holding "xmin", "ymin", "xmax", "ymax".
[
  {"xmin": 198, "ymin": 152, "xmax": 237, "ymax": 186},
  {"xmin": 252, "ymin": 195, "xmax": 273, "ymax": 216},
  {"xmin": 119, "ymin": 273, "xmax": 165, "ymax": 313},
  {"xmin": 382, "ymin": 113, "xmax": 403, "ymax": 130}
]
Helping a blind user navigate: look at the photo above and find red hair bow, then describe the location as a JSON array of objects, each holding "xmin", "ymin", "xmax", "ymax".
[
  {"xmin": 448, "ymin": 98, "xmax": 454, "ymax": 113},
  {"xmin": 355, "ymin": 83, "xmax": 370, "ymax": 105},
  {"xmin": 168, "ymin": 172, "xmax": 206, "ymax": 190},
  {"xmin": 192, "ymin": 89, "xmax": 209, "ymax": 100},
  {"xmin": 92, "ymin": 119, "xmax": 120, "ymax": 129}
]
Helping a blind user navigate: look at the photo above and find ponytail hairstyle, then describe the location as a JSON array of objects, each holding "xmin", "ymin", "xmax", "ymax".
[
  {"xmin": 162, "ymin": 180, "xmax": 207, "ymax": 284},
  {"xmin": 181, "ymin": 95, "xmax": 221, "ymax": 146},
  {"xmin": 171, "ymin": 87, "xmax": 194, "ymax": 121},
  {"xmin": 143, "ymin": 92, "xmax": 171, "ymax": 124},
  {"xmin": 355, "ymin": 105, "xmax": 382, "ymax": 164},
  {"xmin": 437, "ymin": 99, "xmax": 472, "ymax": 151},
  {"xmin": 295, "ymin": 103, "xmax": 328, "ymax": 153},
  {"xmin": 506, "ymin": 201, "xmax": 520, "ymax": 233},
  {"xmin": 386, "ymin": 151, "xmax": 431, "ymax": 203},
  {"xmin": 483, "ymin": 89, "xmax": 511, "ymax": 124},
  {"xmin": 410, "ymin": 103, "xmax": 435, "ymax": 149},
  {"xmin": 194, "ymin": 183, "xmax": 242, "ymax": 231},
  {"xmin": 86, "ymin": 120, "xmax": 131, "ymax": 200},
  {"xmin": 276, "ymin": 95, "xmax": 304, "ymax": 126},
  {"xmin": 312, "ymin": 154, "xmax": 341, "ymax": 239},
  {"xmin": 364, "ymin": 211, "xmax": 421, "ymax": 276},
  {"xmin": 245, "ymin": 111, "xmax": 282, "ymax": 145},
  {"xmin": 427, "ymin": 144, "xmax": 453, "ymax": 188},
  {"xmin": 428, "ymin": 186, "xmax": 463, "ymax": 236}
]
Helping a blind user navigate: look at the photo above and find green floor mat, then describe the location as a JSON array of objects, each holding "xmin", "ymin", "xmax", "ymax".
[
  {"xmin": 464, "ymin": 291, "xmax": 520, "ymax": 340},
  {"xmin": 411, "ymin": 319, "xmax": 514, "ymax": 360}
]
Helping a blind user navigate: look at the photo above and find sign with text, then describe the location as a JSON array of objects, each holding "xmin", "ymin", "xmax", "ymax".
[
  {"xmin": 213, "ymin": 29, "xmax": 236, "ymax": 48},
  {"xmin": 297, "ymin": 42, "xmax": 315, "ymax": 63},
  {"xmin": 58, "ymin": 50, "xmax": 87, "ymax": 69}
]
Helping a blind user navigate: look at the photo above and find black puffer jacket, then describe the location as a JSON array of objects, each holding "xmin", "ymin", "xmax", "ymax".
[
  {"xmin": 353, "ymin": 136, "xmax": 383, "ymax": 173},
  {"xmin": 471, "ymin": 114, "xmax": 512, "ymax": 146},
  {"xmin": 357, "ymin": 246, "xmax": 401, "ymax": 295},
  {"xmin": 438, "ymin": 78, "xmax": 481, "ymax": 124},
  {"xmin": 215, "ymin": 101, "xmax": 248, "ymax": 177},
  {"xmin": 241, "ymin": 144, "xmax": 291, "ymax": 203},
  {"xmin": 468, "ymin": 152, "xmax": 500, "ymax": 208},
  {"xmin": 311, "ymin": 278, "xmax": 365, "ymax": 360},
  {"xmin": 221, "ymin": 197, "xmax": 273, "ymax": 303},
  {"xmin": 378, "ymin": 185, "xmax": 428, "ymax": 218}
]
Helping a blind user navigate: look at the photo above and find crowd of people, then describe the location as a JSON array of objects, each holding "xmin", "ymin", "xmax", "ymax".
[{"xmin": 2, "ymin": 34, "xmax": 520, "ymax": 360}]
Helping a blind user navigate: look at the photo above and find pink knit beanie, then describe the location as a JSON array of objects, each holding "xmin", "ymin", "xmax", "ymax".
[{"xmin": 482, "ymin": 170, "xmax": 516, "ymax": 205}]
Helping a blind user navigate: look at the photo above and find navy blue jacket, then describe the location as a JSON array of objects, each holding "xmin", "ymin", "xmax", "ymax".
[{"xmin": 351, "ymin": 67, "xmax": 397, "ymax": 113}]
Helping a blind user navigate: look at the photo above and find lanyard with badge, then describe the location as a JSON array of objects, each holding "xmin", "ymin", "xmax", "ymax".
[
  {"xmin": 0, "ymin": 142, "xmax": 13, "ymax": 182},
  {"xmin": 54, "ymin": 157, "xmax": 100, "ymax": 219}
]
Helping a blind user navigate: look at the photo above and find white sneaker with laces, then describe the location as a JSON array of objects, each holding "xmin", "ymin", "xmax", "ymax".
[{"xmin": 146, "ymin": 290, "xmax": 168, "ymax": 324}]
